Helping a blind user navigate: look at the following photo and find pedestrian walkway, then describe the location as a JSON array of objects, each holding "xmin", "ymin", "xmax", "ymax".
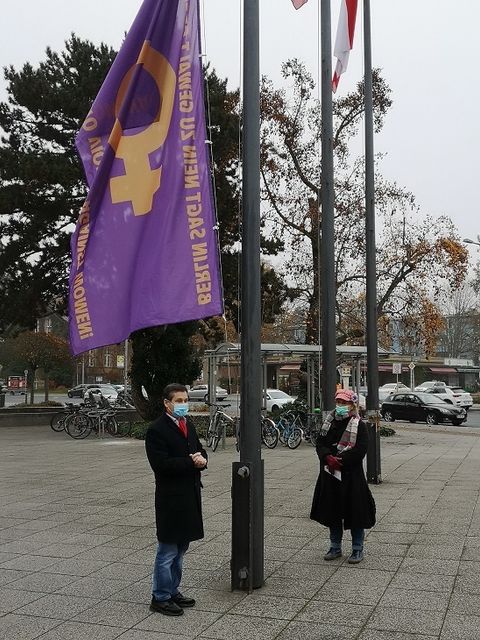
[{"xmin": 1, "ymin": 424, "xmax": 479, "ymax": 640}]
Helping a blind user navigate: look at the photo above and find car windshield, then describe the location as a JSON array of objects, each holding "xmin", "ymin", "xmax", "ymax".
[
  {"xmin": 416, "ymin": 393, "xmax": 449, "ymax": 405},
  {"xmin": 268, "ymin": 390, "xmax": 290, "ymax": 399}
]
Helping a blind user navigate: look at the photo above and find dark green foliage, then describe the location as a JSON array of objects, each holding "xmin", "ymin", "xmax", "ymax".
[
  {"xmin": 379, "ymin": 425, "xmax": 396, "ymax": 437},
  {"xmin": 0, "ymin": 35, "xmax": 116, "ymax": 333},
  {"xmin": 130, "ymin": 323, "xmax": 202, "ymax": 421}
]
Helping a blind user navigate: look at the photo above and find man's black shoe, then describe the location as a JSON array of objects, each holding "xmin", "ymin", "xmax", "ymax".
[
  {"xmin": 172, "ymin": 592, "xmax": 196, "ymax": 608},
  {"xmin": 150, "ymin": 597, "xmax": 184, "ymax": 616}
]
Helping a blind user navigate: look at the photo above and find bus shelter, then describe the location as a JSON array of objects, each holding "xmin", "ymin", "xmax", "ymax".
[{"xmin": 204, "ymin": 342, "xmax": 391, "ymax": 414}]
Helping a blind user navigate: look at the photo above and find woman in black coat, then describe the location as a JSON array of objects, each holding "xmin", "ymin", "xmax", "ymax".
[
  {"xmin": 145, "ymin": 383, "xmax": 207, "ymax": 616},
  {"xmin": 310, "ymin": 388, "xmax": 375, "ymax": 564}
]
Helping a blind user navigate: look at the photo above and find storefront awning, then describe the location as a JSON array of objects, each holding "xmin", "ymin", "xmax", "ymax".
[
  {"xmin": 279, "ymin": 364, "xmax": 301, "ymax": 372},
  {"xmin": 378, "ymin": 364, "xmax": 410, "ymax": 372}
]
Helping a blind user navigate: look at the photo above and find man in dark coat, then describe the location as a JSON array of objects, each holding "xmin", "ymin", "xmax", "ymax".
[
  {"xmin": 310, "ymin": 389, "xmax": 375, "ymax": 564},
  {"xmin": 145, "ymin": 383, "xmax": 207, "ymax": 616}
]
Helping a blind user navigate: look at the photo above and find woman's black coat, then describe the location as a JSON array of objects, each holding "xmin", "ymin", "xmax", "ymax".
[
  {"xmin": 145, "ymin": 412, "xmax": 207, "ymax": 543},
  {"xmin": 310, "ymin": 416, "xmax": 376, "ymax": 530}
]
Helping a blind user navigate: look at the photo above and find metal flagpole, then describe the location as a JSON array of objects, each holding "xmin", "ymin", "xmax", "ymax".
[
  {"xmin": 123, "ymin": 339, "xmax": 129, "ymax": 391},
  {"xmin": 231, "ymin": 0, "xmax": 264, "ymax": 591},
  {"xmin": 320, "ymin": 0, "xmax": 337, "ymax": 414},
  {"xmin": 364, "ymin": 0, "xmax": 381, "ymax": 483}
]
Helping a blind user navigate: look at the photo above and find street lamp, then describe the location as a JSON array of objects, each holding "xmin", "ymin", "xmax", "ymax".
[{"xmin": 463, "ymin": 237, "xmax": 480, "ymax": 247}]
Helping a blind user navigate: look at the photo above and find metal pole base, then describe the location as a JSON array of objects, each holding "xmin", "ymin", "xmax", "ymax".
[
  {"xmin": 366, "ymin": 414, "xmax": 382, "ymax": 484},
  {"xmin": 231, "ymin": 461, "xmax": 264, "ymax": 591}
]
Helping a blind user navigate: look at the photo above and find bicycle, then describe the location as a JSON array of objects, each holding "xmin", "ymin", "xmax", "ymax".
[
  {"xmin": 275, "ymin": 410, "xmax": 304, "ymax": 449},
  {"xmin": 206, "ymin": 403, "xmax": 233, "ymax": 452},
  {"xmin": 234, "ymin": 415, "xmax": 280, "ymax": 451},
  {"xmin": 64, "ymin": 393, "xmax": 132, "ymax": 439},
  {"xmin": 50, "ymin": 403, "xmax": 82, "ymax": 432}
]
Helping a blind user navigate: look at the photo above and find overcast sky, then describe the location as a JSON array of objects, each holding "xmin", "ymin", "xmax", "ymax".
[{"xmin": 1, "ymin": 0, "xmax": 479, "ymax": 255}]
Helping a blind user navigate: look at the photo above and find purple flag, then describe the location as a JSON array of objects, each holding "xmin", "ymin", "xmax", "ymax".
[{"xmin": 69, "ymin": 0, "xmax": 223, "ymax": 355}]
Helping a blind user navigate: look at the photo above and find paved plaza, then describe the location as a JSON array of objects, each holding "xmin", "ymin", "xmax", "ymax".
[{"xmin": 1, "ymin": 423, "xmax": 480, "ymax": 640}]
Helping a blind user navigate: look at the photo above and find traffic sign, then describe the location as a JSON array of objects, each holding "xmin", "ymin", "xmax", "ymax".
[
  {"xmin": 392, "ymin": 363, "xmax": 402, "ymax": 375},
  {"xmin": 408, "ymin": 362, "xmax": 416, "ymax": 370}
]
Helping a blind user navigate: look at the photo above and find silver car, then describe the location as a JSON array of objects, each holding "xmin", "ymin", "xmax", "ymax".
[{"xmin": 188, "ymin": 384, "xmax": 228, "ymax": 402}]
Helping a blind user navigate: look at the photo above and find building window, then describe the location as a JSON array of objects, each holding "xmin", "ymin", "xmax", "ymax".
[
  {"xmin": 45, "ymin": 318, "xmax": 52, "ymax": 334},
  {"xmin": 104, "ymin": 349, "xmax": 113, "ymax": 368},
  {"xmin": 88, "ymin": 351, "xmax": 96, "ymax": 367}
]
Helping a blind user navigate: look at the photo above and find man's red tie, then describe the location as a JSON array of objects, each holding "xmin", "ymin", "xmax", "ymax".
[{"xmin": 178, "ymin": 417, "xmax": 187, "ymax": 438}]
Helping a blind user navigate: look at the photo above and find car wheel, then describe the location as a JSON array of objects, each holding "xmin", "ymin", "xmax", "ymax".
[
  {"xmin": 203, "ymin": 394, "xmax": 209, "ymax": 403},
  {"xmin": 67, "ymin": 392, "xmax": 73, "ymax": 398},
  {"xmin": 409, "ymin": 419, "xmax": 416, "ymax": 423},
  {"xmin": 426, "ymin": 412, "xmax": 437, "ymax": 426},
  {"xmin": 383, "ymin": 411, "xmax": 394, "ymax": 422},
  {"xmin": 452, "ymin": 419, "xmax": 464, "ymax": 426},
  {"xmin": 271, "ymin": 404, "xmax": 279, "ymax": 413},
  {"xmin": 443, "ymin": 399, "xmax": 453, "ymax": 404}
]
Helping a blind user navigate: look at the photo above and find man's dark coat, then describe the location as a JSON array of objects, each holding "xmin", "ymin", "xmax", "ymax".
[
  {"xmin": 145, "ymin": 412, "xmax": 207, "ymax": 543},
  {"xmin": 310, "ymin": 417, "xmax": 376, "ymax": 530}
]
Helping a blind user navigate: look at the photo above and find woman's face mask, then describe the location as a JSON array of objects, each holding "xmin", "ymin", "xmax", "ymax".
[{"xmin": 335, "ymin": 404, "xmax": 350, "ymax": 418}]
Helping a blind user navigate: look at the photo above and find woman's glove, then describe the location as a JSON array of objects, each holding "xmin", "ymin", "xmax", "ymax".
[{"xmin": 325, "ymin": 454, "xmax": 343, "ymax": 472}]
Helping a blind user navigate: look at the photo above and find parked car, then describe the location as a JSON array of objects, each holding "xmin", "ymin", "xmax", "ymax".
[
  {"xmin": 67, "ymin": 383, "xmax": 117, "ymax": 399},
  {"xmin": 379, "ymin": 382, "xmax": 410, "ymax": 403},
  {"xmin": 381, "ymin": 392, "xmax": 467, "ymax": 426},
  {"xmin": 188, "ymin": 384, "xmax": 228, "ymax": 402},
  {"xmin": 448, "ymin": 387, "xmax": 473, "ymax": 410},
  {"xmin": 414, "ymin": 382, "xmax": 456, "ymax": 404},
  {"xmin": 264, "ymin": 389, "xmax": 295, "ymax": 413}
]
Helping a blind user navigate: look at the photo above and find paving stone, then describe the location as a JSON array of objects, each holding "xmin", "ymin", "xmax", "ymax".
[
  {"xmin": 0, "ymin": 587, "xmax": 46, "ymax": 613},
  {"xmin": 1, "ymin": 554, "xmax": 60, "ymax": 571},
  {"xmin": 440, "ymin": 613, "xmax": 480, "ymax": 640},
  {"xmin": 379, "ymin": 587, "xmax": 450, "ymax": 612},
  {"xmin": 116, "ymin": 631, "xmax": 192, "ymax": 640},
  {"xmin": 73, "ymin": 599, "xmax": 151, "ymax": 628},
  {"xmin": 6, "ymin": 571, "xmax": 75, "ymax": 593},
  {"xmin": 16, "ymin": 593, "xmax": 99, "ymax": 620},
  {"xmin": 32, "ymin": 621, "xmax": 125, "ymax": 640},
  {"xmin": 449, "ymin": 591, "xmax": 480, "ymax": 616},
  {"xmin": 365, "ymin": 605, "xmax": 445, "ymax": 636},
  {"xmin": 0, "ymin": 613, "xmax": 60, "ymax": 640},
  {"xmin": 186, "ymin": 612, "xmax": 285, "ymax": 639},
  {"xmin": 228, "ymin": 593, "xmax": 306, "ymax": 620},
  {"xmin": 88, "ymin": 561, "xmax": 152, "ymax": 582},
  {"xmin": 358, "ymin": 630, "xmax": 437, "ymax": 640},
  {"xmin": 56, "ymin": 576, "xmax": 132, "ymax": 598},
  {"xmin": 388, "ymin": 571, "xmax": 455, "ymax": 593},
  {"xmin": 296, "ymin": 599, "xmax": 374, "ymax": 625},
  {"xmin": 44, "ymin": 557, "xmax": 111, "ymax": 576},
  {"xmin": 398, "ymin": 557, "xmax": 459, "ymax": 576},
  {"xmin": 0, "ymin": 568, "xmax": 28, "ymax": 586},
  {"xmin": 274, "ymin": 620, "xmax": 360, "ymax": 640}
]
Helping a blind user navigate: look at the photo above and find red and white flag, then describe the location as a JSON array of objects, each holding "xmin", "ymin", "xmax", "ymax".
[
  {"xmin": 332, "ymin": 0, "xmax": 358, "ymax": 93},
  {"xmin": 291, "ymin": 0, "xmax": 308, "ymax": 9}
]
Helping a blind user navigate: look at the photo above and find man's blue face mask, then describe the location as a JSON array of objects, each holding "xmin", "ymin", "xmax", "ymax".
[{"xmin": 172, "ymin": 403, "xmax": 189, "ymax": 418}]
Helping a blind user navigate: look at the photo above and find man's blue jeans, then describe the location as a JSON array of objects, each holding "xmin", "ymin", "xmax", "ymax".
[
  {"xmin": 152, "ymin": 541, "xmax": 189, "ymax": 602},
  {"xmin": 329, "ymin": 524, "xmax": 364, "ymax": 551}
]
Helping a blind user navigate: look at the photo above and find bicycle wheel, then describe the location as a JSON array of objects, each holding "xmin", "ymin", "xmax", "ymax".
[
  {"xmin": 50, "ymin": 412, "xmax": 67, "ymax": 432},
  {"xmin": 235, "ymin": 417, "xmax": 240, "ymax": 452},
  {"xmin": 287, "ymin": 426, "xmax": 303, "ymax": 449},
  {"xmin": 276, "ymin": 416, "xmax": 289, "ymax": 444},
  {"xmin": 206, "ymin": 415, "xmax": 217, "ymax": 448},
  {"xmin": 261, "ymin": 418, "xmax": 279, "ymax": 449},
  {"xmin": 65, "ymin": 413, "xmax": 92, "ymax": 439},
  {"xmin": 105, "ymin": 416, "xmax": 119, "ymax": 436},
  {"xmin": 114, "ymin": 419, "xmax": 132, "ymax": 437}
]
